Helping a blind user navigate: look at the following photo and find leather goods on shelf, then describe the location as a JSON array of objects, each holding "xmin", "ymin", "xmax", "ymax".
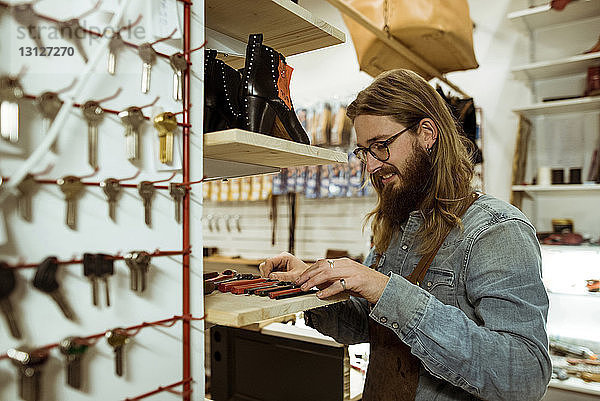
[
  {"xmin": 585, "ymin": 66, "xmax": 600, "ymax": 97},
  {"xmin": 551, "ymin": 0, "xmax": 574, "ymax": 11},
  {"xmin": 342, "ymin": 0, "xmax": 478, "ymax": 79},
  {"xmin": 540, "ymin": 232, "xmax": 584, "ymax": 245},
  {"xmin": 204, "ymin": 49, "xmax": 242, "ymax": 133},
  {"xmin": 240, "ymin": 34, "xmax": 310, "ymax": 144},
  {"xmin": 436, "ymin": 87, "xmax": 482, "ymax": 164}
]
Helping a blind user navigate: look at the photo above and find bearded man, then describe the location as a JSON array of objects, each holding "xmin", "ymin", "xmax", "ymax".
[{"xmin": 259, "ymin": 69, "xmax": 551, "ymax": 401}]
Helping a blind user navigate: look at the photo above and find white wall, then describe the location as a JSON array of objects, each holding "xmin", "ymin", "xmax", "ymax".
[{"xmin": 0, "ymin": 0, "xmax": 205, "ymax": 400}]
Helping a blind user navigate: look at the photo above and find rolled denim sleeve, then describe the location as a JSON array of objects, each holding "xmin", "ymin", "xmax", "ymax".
[
  {"xmin": 305, "ymin": 296, "xmax": 371, "ymax": 344},
  {"xmin": 369, "ymin": 219, "xmax": 552, "ymax": 401}
]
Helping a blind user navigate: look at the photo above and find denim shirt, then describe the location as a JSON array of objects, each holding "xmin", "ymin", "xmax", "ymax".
[{"xmin": 305, "ymin": 195, "xmax": 552, "ymax": 401}]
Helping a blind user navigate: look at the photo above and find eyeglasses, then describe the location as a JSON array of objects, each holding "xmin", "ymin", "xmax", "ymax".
[{"xmin": 352, "ymin": 123, "xmax": 418, "ymax": 163}]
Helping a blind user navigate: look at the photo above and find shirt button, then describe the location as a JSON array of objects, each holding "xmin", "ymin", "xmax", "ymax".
[
  {"xmin": 401, "ymin": 245, "xmax": 408, "ymax": 250},
  {"xmin": 427, "ymin": 281, "xmax": 432, "ymax": 288},
  {"xmin": 392, "ymin": 322, "xmax": 399, "ymax": 329},
  {"xmin": 380, "ymin": 317, "xmax": 388, "ymax": 324}
]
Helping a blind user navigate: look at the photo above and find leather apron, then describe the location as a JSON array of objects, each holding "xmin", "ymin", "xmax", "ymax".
[{"xmin": 362, "ymin": 194, "xmax": 478, "ymax": 401}]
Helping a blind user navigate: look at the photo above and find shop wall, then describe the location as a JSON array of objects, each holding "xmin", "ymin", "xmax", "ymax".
[{"xmin": 0, "ymin": 0, "xmax": 205, "ymax": 399}]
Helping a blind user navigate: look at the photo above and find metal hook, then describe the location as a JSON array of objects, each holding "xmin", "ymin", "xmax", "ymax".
[
  {"xmin": 183, "ymin": 40, "xmax": 207, "ymax": 55},
  {"xmin": 139, "ymin": 96, "xmax": 160, "ymax": 110},
  {"xmin": 76, "ymin": 0, "xmax": 101, "ymax": 20},
  {"xmin": 31, "ymin": 163, "xmax": 54, "ymax": 177},
  {"xmin": 56, "ymin": 77, "xmax": 78, "ymax": 94},
  {"xmin": 95, "ymin": 87, "xmax": 122, "ymax": 104},
  {"xmin": 116, "ymin": 169, "xmax": 141, "ymax": 183},
  {"xmin": 117, "ymin": 14, "xmax": 142, "ymax": 33},
  {"xmin": 148, "ymin": 171, "xmax": 177, "ymax": 185},
  {"xmin": 151, "ymin": 28, "xmax": 177, "ymax": 46}
]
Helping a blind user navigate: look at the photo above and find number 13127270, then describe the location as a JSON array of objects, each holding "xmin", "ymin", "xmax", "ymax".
[{"xmin": 19, "ymin": 46, "xmax": 75, "ymax": 56}]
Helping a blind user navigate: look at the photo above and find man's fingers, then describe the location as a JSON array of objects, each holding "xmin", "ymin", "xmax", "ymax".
[
  {"xmin": 259, "ymin": 253, "xmax": 290, "ymax": 277},
  {"xmin": 296, "ymin": 259, "xmax": 328, "ymax": 285},
  {"xmin": 269, "ymin": 271, "xmax": 299, "ymax": 281},
  {"xmin": 316, "ymin": 281, "xmax": 343, "ymax": 299}
]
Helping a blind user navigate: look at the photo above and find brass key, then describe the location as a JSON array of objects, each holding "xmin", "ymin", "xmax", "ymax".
[
  {"xmin": 59, "ymin": 336, "xmax": 88, "ymax": 390},
  {"xmin": 12, "ymin": 3, "xmax": 44, "ymax": 49},
  {"xmin": 106, "ymin": 328, "xmax": 130, "ymax": 377},
  {"xmin": 0, "ymin": 75, "xmax": 24, "ymax": 143},
  {"xmin": 124, "ymin": 251, "xmax": 152, "ymax": 293},
  {"xmin": 107, "ymin": 31, "xmax": 124, "ymax": 74},
  {"xmin": 118, "ymin": 106, "xmax": 145, "ymax": 161},
  {"xmin": 137, "ymin": 181, "xmax": 155, "ymax": 227},
  {"xmin": 100, "ymin": 178, "xmax": 122, "ymax": 221},
  {"xmin": 154, "ymin": 112, "xmax": 178, "ymax": 164},
  {"xmin": 169, "ymin": 52, "xmax": 188, "ymax": 101},
  {"xmin": 83, "ymin": 253, "xmax": 99, "ymax": 306},
  {"xmin": 58, "ymin": 18, "xmax": 88, "ymax": 62},
  {"xmin": 0, "ymin": 262, "xmax": 22, "ymax": 339},
  {"xmin": 58, "ymin": 176, "xmax": 85, "ymax": 229},
  {"xmin": 16, "ymin": 174, "xmax": 36, "ymax": 221},
  {"xmin": 8, "ymin": 346, "xmax": 49, "ymax": 401},
  {"xmin": 138, "ymin": 43, "xmax": 157, "ymax": 93},
  {"xmin": 36, "ymin": 91, "xmax": 63, "ymax": 152},
  {"xmin": 169, "ymin": 183, "xmax": 187, "ymax": 224},
  {"xmin": 82, "ymin": 101, "xmax": 105, "ymax": 169}
]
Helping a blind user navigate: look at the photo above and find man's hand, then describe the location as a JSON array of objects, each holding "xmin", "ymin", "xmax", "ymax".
[
  {"xmin": 259, "ymin": 252, "xmax": 309, "ymax": 281},
  {"xmin": 296, "ymin": 258, "xmax": 390, "ymax": 304}
]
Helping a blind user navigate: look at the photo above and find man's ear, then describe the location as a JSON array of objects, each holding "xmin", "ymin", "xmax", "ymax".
[{"xmin": 419, "ymin": 118, "xmax": 438, "ymax": 150}]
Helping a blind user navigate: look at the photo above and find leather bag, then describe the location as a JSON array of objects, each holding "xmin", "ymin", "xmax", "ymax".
[{"xmin": 342, "ymin": 0, "xmax": 479, "ymax": 79}]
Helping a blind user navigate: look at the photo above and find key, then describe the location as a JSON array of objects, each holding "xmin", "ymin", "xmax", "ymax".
[
  {"xmin": 82, "ymin": 253, "xmax": 99, "ymax": 306},
  {"xmin": 16, "ymin": 174, "xmax": 36, "ymax": 221},
  {"xmin": 0, "ymin": 75, "xmax": 24, "ymax": 143},
  {"xmin": 118, "ymin": 106, "xmax": 145, "ymax": 161},
  {"xmin": 154, "ymin": 112, "xmax": 178, "ymax": 164},
  {"xmin": 124, "ymin": 251, "xmax": 151, "ymax": 293},
  {"xmin": 169, "ymin": 52, "xmax": 188, "ymax": 101},
  {"xmin": 137, "ymin": 181, "xmax": 155, "ymax": 227},
  {"xmin": 82, "ymin": 101, "xmax": 105, "ymax": 169},
  {"xmin": 58, "ymin": 176, "xmax": 84, "ymax": 229},
  {"xmin": 0, "ymin": 262, "xmax": 22, "ymax": 338},
  {"xmin": 59, "ymin": 337, "xmax": 88, "ymax": 390},
  {"xmin": 100, "ymin": 178, "xmax": 122, "ymax": 221},
  {"xmin": 169, "ymin": 183, "xmax": 187, "ymax": 223},
  {"xmin": 59, "ymin": 18, "xmax": 88, "ymax": 62},
  {"xmin": 138, "ymin": 43, "xmax": 157, "ymax": 93},
  {"xmin": 36, "ymin": 91, "xmax": 63, "ymax": 152},
  {"xmin": 97, "ymin": 254, "xmax": 114, "ymax": 307},
  {"xmin": 106, "ymin": 328, "xmax": 130, "ymax": 377},
  {"xmin": 107, "ymin": 31, "xmax": 124, "ymax": 74},
  {"xmin": 12, "ymin": 3, "xmax": 45, "ymax": 49},
  {"xmin": 32, "ymin": 256, "xmax": 76, "ymax": 320},
  {"xmin": 8, "ymin": 346, "xmax": 49, "ymax": 401}
]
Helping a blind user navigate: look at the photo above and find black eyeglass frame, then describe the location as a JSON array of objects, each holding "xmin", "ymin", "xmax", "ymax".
[{"xmin": 352, "ymin": 122, "xmax": 419, "ymax": 163}]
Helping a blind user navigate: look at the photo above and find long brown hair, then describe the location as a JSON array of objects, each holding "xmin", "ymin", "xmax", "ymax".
[{"xmin": 347, "ymin": 69, "xmax": 474, "ymax": 255}]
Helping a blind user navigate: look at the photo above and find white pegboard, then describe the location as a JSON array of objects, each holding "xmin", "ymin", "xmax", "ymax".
[{"xmin": 0, "ymin": 0, "xmax": 205, "ymax": 400}]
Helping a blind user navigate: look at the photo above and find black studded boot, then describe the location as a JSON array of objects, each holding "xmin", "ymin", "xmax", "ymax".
[
  {"xmin": 204, "ymin": 49, "xmax": 242, "ymax": 133},
  {"xmin": 240, "ymin": 34, "xmax": 310, "ymax": 144}
]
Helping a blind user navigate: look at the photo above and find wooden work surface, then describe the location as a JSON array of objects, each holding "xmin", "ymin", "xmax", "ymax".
[
  {"xmin": 204, "ymin": 129, "xmax": 348, "ymax": 170},
  {"xmin": 204, "ymin": 255, "xmax": 263, "ymax": 266},
  {"xmin": 206, "ymin": 0, "xmax": 345, "ymax": 65},
  {"xmin": 204, "ymin": 291, "xmax": 349, "ymax": 328}
]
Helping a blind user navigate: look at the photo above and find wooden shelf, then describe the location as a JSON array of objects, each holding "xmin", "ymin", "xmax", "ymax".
[
  {"xmin": 206, "ymin": 0, "xmax": 345, "ymax": 61},
  {"xmin": 204, "ymin": 255, "xmax": 263, "ymax": 266},
  {"xmin": 508, "ymin": 1, "xmax": 600, "ymax": 29},
  {"xmin": 512, "ymin": 184, "xmax": 600, "ymax": 192},
  {"xmin": 204, "ymin": 291, "xmax": 349, "ymax": 327},
  {"xmin": 512, "ymin": 96, "xmax": 600, "ymax": 117},
  {"xmin": 203, "ymin": 129, "xmax": 348, "ymax": 180},
  {"xmin": 512, "ymin": 52, "xmax": 600, "ymax": 80}
]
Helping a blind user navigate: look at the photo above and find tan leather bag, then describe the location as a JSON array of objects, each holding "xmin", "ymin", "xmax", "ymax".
[{"xmin": 342, "ymin": 0, "xmax": 479, "ymax": 79}]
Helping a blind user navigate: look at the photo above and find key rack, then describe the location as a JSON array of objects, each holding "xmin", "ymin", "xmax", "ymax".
[{"xmin": 1, "ymin": 0, "xmax": 348, "ymax": 399}]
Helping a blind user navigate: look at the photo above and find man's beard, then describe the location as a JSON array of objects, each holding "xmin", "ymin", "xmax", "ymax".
[{"xmin": 372, "ymin": 143, "xmax": 433, "ymax": 229}]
